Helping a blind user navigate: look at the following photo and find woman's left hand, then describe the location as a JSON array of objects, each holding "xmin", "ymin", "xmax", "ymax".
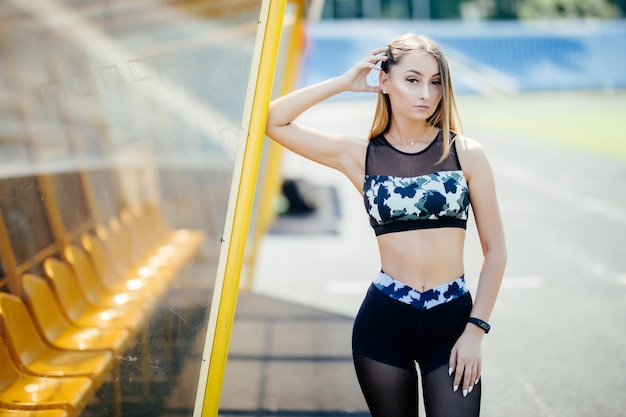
[{"xmin": 448, "ymin": 325, "xmax": 484, "ymax": 397}]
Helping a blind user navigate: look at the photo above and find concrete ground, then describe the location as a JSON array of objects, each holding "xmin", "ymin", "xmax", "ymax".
[{"xmin": 219, "ymin": 96, "xmax": 626, "ymax": 417}]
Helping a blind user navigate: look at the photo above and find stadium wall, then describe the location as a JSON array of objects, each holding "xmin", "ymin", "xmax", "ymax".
[{"xmin": 299, "ymin": 19, "xmax": 626, "ymax": 94}]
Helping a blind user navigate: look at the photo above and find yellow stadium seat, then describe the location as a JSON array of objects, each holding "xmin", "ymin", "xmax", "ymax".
[
  {"xmin": 81, "ymin": 231, "xmax": 169, "ymax": 295},
  {"xmin": 21, "ymin": 274, "xmax": 132, "ymax": 354},
  {"xmin": 0, "ymin": 408, "xmax": 69, "ymax": 416},
  {"xmin": 128, "ymin": 204, "xmax": 170, "ymax": 249},
  {"xmin": 119, "ymin": 207, "xmax": 157, "ymax": 261},
  {"xmin": 107, "ymin": 217, "xmax": 178, "ymax": 277},
  {"xmin": 108, "ymin": 217, "xmax": 150, "ymax": 274},
  {"xmin": 0, "ymin": 336, "xmax": 93, "ymax": 416},
  {"xmin": 62, "ymin": 245, "xmax": 158, "ymax": 313},
  {"xmin": 0, "ymin": 293, "xmax": 113, "ymax": 386},
  {"xmin": 125, "ymin": 205, "xmax": 206, "ymax": 268},
  {"xmin": 166, "ymin": 228, "xmax": 206, "ymax": 264},
  {"xmin": 42, "ymin": 258, "xmax": 146, "ymax": 332},
  {"xmin": 20, "ymin": 274, "xmax": 126, "ymax": 417}
]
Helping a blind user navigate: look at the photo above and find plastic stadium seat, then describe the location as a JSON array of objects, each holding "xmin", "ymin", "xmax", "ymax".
[
  {"xmin": 62, "ymin": 245, "xmax": 158, "ymax": 313},
  {"xmin": 108, "ymin": 216, "xmax": 157, "ymax": 274},
  {"xmin": 42, "ymin": 258, "xmax": 147, "ymax": 332},
  {"xmin": 80, "ymin": 231, "xmax": 169, "ymax": 301},
  {"xmin": 122, "ymin": 205, "xmax": 204, "ymax": 265},
  {"xmin": 21, "ymin": 274, "xmax": 132, "ymax": 354},
  {"xmin": 129, "ymin": 204, "xmax": 171, "ymax": 247},
  {"xmin": 115, "ymin": 208, "xmax": 204, "ymax": 276},
  {"xmin": 0, "ymin": 409, "xmax": 69, "ymax": 416},
  {"xmin": 20, "ymin": 274, "xmax": 126, "ymax": 417},
  {"xmin": 0, "ymin": 337, "xmax": 93, "ymax": 416},
  {"xmin": 107, "ymin": 217, "xmax": 179, "ymax": 277},
  {"xmin": 0, "ymin": 293, "xmax": 113, "ymax": 385},
  {"xmin": 130, "ymin": 205, "xmax": 206, "ymax": 267},
  {"xmin": 119, "ymin": 208, "xmax": 160, "ymax": 261}
]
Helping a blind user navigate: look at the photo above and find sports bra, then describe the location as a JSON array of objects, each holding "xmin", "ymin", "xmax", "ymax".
[{"xmin": 363, "ymin": 131, "xmax": 470, "ymax": 236}]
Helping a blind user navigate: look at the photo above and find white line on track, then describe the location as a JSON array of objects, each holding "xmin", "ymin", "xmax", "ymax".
[
  {"xmin": 518, "ymin": 375, "xmax": 557, "ymax": 417},
  {"xmin": 492, "ymin": 157, "xmax": 626, "ymax": 227}
]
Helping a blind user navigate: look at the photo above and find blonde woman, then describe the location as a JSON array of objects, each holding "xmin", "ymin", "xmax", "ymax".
[{"xmin": 266, "ymin": 33, "xmax": 507, "ymax": 417}]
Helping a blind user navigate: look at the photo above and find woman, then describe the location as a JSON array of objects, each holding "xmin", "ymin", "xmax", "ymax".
[{"xmin": 265, "ymin": 33, "xmax": 507, "ymax": 417}]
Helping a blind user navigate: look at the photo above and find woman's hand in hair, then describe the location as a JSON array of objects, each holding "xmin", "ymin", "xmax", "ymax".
[{"xmin": 339, "ymin": 47, "xmax": 388, "ymax": 94}]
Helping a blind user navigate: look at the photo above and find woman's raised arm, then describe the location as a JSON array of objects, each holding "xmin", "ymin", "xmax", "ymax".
[{"xmin": 265, "ymin": 47, "xmax": 388, "ymax": 174}]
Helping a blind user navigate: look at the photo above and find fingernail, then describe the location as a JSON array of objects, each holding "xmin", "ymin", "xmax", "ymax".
[
  {"xmin": 463, "ymin": 389, "xmax": 468, "ymax": 397},
  {"xmin": 475, "ymin": 378, "xmax": 480, "ymax": 385},
  {"xmin": 468, "ymin": 386, "xmax": 473, "ymax": 394},
  {"xmin": 448, "ymin": 367, "xmax": 453, "ymax": 376},
  {"xmin": 453, "ymin": 385, "xmax": 458, "ymax": 392}
]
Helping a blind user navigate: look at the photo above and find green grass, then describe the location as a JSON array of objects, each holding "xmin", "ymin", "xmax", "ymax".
[{"xmin": 457, "ymin": 91, "xmax": 626, "ymax": 160}]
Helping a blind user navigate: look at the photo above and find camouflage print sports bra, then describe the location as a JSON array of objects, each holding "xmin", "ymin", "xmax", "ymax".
[{"xmin": 363, "ymin": 131, "xmax": 470, "ymax": 236}]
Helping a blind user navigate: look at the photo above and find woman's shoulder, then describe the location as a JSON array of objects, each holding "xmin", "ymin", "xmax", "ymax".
[
  {"xmin": 454, "ymin": 134, "xmax": 483, "ymax": 152},
  {"xmin": 454, "ymin": 134, "xmax": 489, "ymax": 161},
  {"xmin": 454, "ymin": 134, "xmax": 491, "ymax": 178},
  {"xmin": 367, "ymin": 132, "xmax": 387, "ymax": 146}
]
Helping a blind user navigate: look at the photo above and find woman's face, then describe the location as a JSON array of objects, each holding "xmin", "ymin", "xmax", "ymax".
[{"xmin": 380, "ymin": 51, "xmax": 443, "ymax": 122}]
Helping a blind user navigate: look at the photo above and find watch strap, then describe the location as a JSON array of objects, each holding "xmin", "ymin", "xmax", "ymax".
[{"xmin": 467, "ymin": 317, "xmax": 490, "ymax": 334}]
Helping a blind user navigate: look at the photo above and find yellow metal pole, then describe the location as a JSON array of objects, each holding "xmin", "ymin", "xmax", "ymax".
[
  {"xmin": 198, "ymin": 0, "xmax": 287, "ymax": 415},
  {"xmin": 242, "ymin": 0, "xmax": 307, "ymax": 290}
]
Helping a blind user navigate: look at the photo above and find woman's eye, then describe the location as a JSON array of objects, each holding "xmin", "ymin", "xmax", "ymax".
[
  {"xmin": 431, "ymin": 80, "xmax": 442, "ymax": 86},
  {"xmin": 407, "ymin": 78, "xmax": 419, "ymax": 84}
]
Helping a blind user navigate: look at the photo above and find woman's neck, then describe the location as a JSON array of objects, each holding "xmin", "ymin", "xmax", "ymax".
[{"xmin": 386, "ymin": 122, "xmax": 437, "ymax": 147}]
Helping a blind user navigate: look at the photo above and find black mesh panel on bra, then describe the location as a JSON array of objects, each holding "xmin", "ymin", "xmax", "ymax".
[{"xmin": 365, "ymin": 131, "xmax": 461, "ymax": 177}]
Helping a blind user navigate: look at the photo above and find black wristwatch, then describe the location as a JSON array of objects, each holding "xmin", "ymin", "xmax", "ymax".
[{"xmin": 467, "ymin": 317, "xmax": 490, "ymax": 334}]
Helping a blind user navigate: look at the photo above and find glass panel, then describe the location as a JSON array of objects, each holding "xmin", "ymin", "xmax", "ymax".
[
  {"xmin": 0, "ymin": 0, "xmax": 263, "ymax": 415},
  {"xmin": 82, "ymin": 169, "xmax": 123, "ymax": 224},
  {"xmin": 0, "ymin": 176, "xmax": 55, "ymax": 266},
  {"xmin": 47, "ymin": 172, "xmax": 93, "ymax": 234}
]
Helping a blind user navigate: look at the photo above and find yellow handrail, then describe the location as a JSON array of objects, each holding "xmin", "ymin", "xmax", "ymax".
[{"xmin": 196, "ymin": 0, "xmax": 287, "ymax": 416}]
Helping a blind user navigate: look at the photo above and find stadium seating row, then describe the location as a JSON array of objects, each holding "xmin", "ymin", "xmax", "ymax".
[{"xmin": 0, "ymin": 203, "xmax": 204, "ymax": 416}]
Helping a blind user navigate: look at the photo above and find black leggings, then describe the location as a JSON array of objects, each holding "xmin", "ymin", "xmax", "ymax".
[{"xmin": 352, "ymin": 284, "xmax": 480, "ymax": 417}]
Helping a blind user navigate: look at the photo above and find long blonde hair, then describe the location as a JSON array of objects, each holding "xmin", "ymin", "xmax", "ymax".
[{"xmin": 369, "ymin": 34, "xmax": 462, "ymax": 162}]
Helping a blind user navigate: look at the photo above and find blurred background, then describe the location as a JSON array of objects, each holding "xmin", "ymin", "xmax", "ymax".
[{"xmin": 0, "ymin": 0, "xmax": 624, "ymax": 416}]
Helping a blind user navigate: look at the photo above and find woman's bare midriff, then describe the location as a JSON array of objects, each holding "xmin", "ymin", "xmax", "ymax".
[{"xmin": 376, "ymin": 228, "xmax": 466, "ymax": 291}]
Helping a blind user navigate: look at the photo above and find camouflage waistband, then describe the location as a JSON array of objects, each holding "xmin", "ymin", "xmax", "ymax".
[{"xmin": 373, "ymin": 271, "xmax": 468, "ymax": 311}]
